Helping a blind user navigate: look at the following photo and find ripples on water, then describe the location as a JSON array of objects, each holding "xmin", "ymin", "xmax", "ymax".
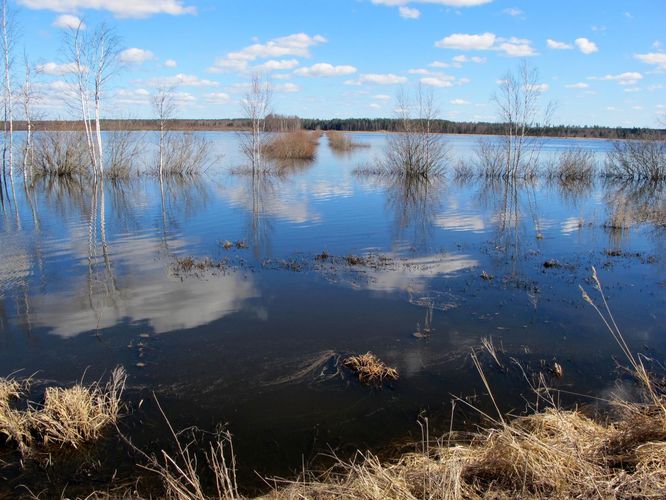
[{"xmin": 0, "ymin": 132, "xmax": 664, "ymax": 489}]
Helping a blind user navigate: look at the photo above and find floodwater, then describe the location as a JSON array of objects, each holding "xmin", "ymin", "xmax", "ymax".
[{"xmin": 0, "ymin": 132, "xmax": 664, "ymax": 494}]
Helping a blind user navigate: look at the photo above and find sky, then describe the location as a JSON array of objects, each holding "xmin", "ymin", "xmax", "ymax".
[{"xmin": 15, "ymin": 0, "xmax": 666, "ymax": 127}]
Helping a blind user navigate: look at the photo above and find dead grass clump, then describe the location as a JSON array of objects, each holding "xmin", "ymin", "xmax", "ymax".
[
  {"xmin": 326, "ymin": 131, "xmax": 367, "ymax": 151},
  {"xmin": 262, "ymin": 130, "xmax": 319, "ymax": 160},
  {"xmin": 343, "ymin": 352, "xmax": 399, "ymax": 386},
  {"xmin": 0, "ymin": 367, "xmax": 126, "ymax": 454},
  {"xmin": 0, "ymin": 377, "xmax": 33, "ymax": 452},
  {"xmin": 172, "ymin": 256, "xmax": 225, "ymax": 275}
]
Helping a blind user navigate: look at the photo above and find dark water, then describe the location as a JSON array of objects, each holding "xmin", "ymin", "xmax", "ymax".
[{"xmin": 0, "ymin": 132, "xmax": 664, "ymax": 494}]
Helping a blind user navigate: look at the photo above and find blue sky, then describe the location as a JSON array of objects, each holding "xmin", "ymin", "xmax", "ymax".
[{"xmin": 17, "ymin": 0, "xmax": 666, "ymax": 126}]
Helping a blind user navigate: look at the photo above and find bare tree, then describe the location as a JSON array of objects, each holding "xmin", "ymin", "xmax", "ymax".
[
  {"xmin": 493, "ymin": 60, "xmax": 554, "ymax": 179},
  {"xmin": 1, "ymin": 0, "xmax": 15, "ymax": 180},
  {"xmin": 20, "ymin": 54, "xmax": 36, "ymax": 183},
  {"xmin": 64, "ymin": 20, "xmax": 121, "ymax": 177},
  {"xmin": 384, "ymin": 85, "xmax": 447, "ymax": 178},
  {"xmin": 152, "ymin": 86, "xmax": 178, "ymax": 180},
  {"xmin": 239, "ymin": 73, "xmax": 272, "ymax": 172}
]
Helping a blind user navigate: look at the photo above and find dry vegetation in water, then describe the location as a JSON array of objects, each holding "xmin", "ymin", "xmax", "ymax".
[
  {"xmin": 326, "ymin": 131, "xmax": 368, "ymax": 151},
  {"xmin": 342, "ymin": 352, "xmax": 399, "ymax": 386},
  {"xmin": 262, "ymin": 130, "xmax": 319, "ymax": 161},
  {"xmin": 0, "ymin": 367, "xmax": 126, "ymax": 453}
]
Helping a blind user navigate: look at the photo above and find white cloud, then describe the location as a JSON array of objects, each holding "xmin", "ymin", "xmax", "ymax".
[
  {"xmin": 546, "ymin": 39, "xmax": 572, "ymax": 50},
  {"xmin": 345, "ymin": 73, "xmax": 408, "ymax": 85},
  {"xmin": 399, "ymin": 6, "xmax": 420, "ymax": 18},
  {"xmin": 634, "ymin": 52, "xmax": 666, "ymax": 70},
  {"xmin": 36, "ymin": 61, "xmax": 79, "ymax": 75},
  {"xmin": 526, "ymin": 83, "xmax": 549, "ymax": 92},
  {"xmin": 164, "ymin": 59, "xmax": 177, "ymax": 68},
  {"xmin": 52, "ymin": 14, "xmax": 83, "ymax": 29},
  {"xmin": 564, "ymin": 82, "xmax": 589, "ymax": 89},
  {"xmin": 275, "ymin": 82, "xmax": 300, "ymax": 93},
  {"xmin": 371, "ymin": 0, "xmax": 492, "ymax": 6},
  {"xmin": 18, "ymin": 0, "xmax": 196, "ymax": 18},
  {"xmin": 435, "ymin": 32, "xmax": 496, "ymax": 50},
  {"xmin": 429, "ymin": 60, "xmax": 450, "ymax": 68},
  {"xmin": 421, "ymin": 75, "xmax": 455, "ymax": 87},
  {"xmin": 575, "ymin": 37, "xmax": 598, "ymax": 54},
  {"xmin": 624, "ymin": 87, "xmax": 641, "ymax": 93},
  {"xmin": 372, "ymin": 94, "xmax": 391, "ymax": 100},
  {"xmin": 589, "ymin": 72, "xmax": 643, "ymax": 86},
  {"xmin": 113, "ymin": 87, "xmax": 151, "ymax": 105},
  {"xmin": 120, "ymin": 48, "xmax": 155, "ymax": 64},
  {"xmin": 435, "ymin": 32, "xmax": 535, "ymax": 56},
  {"xmin": 204, "ymin": 92, "xmax": 231, "ymax": 104},
  {"xmin": 255, "ymin": 59, "xmax": 300, "ymax": 71},
  {"xmin": 452, "ymin": 55, "xmax": 486, "ymax": 63},
  {"xmin": 209, "ymin": 33, "xmax": 326, "ymax": 73},
  {"xmin": 294, "ymin": 63, "xmax": 357, "ymax": 77},
  {"xmin": 502, "ymin": 7, "xmax": 523, "ymax": 17},
  {"xmin": 369, "ymin": 103, "xmax": 381, "ymax": 109},
  {"xmin": 408, "ymin": 68, "xmax": 432, "ymax": 75},
  {"xmin": 450, "ymin": 98, "xmax": 469, "ymax": 105},
  {"xmin": 148, "ymin": 73, "xmax": 219, "ymax": 87}
]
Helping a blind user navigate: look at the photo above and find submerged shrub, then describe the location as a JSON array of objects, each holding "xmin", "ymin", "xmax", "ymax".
[
  {"xmin": 327, "ymin": 131, "xmax": 367, "ymax": 151},
  {"xmin": 606, "ymin": 136, "xmax": 666, "ymax": 181},
  {"xmin": 549, "ymin": 147, "xmax": 597, "ymax": 182},
  {"xmin": 104, "ymin": 129, "xmax": 143, "ymax": 179},
  {"xmin": 159, "ymin": 133, "xmax": 214, "ymax": 176},
  {"xmin": 32, "ymin": 131, "xmax": 90, "ymax": 177}
]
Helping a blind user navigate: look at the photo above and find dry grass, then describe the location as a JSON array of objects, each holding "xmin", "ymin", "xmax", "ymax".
[
  {"xmin": 326, "ymin": 131, "xmax": 367, "ymax": 151},
  {"xmin": 343, "ymin": 352, "xmax": 399, "ymax": 386},
  {"xmin": 547, "ymin": 147, "xmax": 597, "ymax": 182},
  {"xmin": 159, "ymin": 132, "xmax": 214, "ymax": 176},
  {"xmin": 0, "ymin": 367, "xmax": 126, "ymax": 454},
  {"xmin": 262, "ymin": 130, "xmax": 319, "ymax": 161}
]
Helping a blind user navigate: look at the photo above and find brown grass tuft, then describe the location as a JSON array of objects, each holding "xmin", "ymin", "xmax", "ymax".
[
  {"xmin": 343, "ymin": 352, "xmax": 399, "ymax": 386},
  {"xmin": 326, "ymin": 131, "xmax": 367, "ymax": 151},
  {"xmin": 262, "ymin": 130, "xmax": 319, "ymax": 160}
]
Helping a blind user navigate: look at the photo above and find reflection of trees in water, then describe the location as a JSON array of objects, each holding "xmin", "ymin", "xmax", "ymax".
[
  {"xmin": 602, "ymin": 179, "xmax": 665, "ymax": 246},
  {"xmin": 382, "ymin": 174, "xmax": 444, "ymax": 251}
]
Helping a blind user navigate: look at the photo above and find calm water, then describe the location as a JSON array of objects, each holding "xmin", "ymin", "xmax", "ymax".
[{"xmin": 0, "ymin": 132, "xmax": 664, "ymax": 493}]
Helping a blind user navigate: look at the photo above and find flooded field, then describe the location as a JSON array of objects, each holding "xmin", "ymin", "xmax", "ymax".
[{"xmin": 0, "ymin": 132, "xmax": 664, "ymax": 494}]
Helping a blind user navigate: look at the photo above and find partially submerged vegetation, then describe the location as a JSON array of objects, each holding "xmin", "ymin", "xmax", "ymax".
[
  {"xmin": 0, "ymin": 367, "xmax": 126, "ymax": 454},
  {"xmin": 605, "ymin": 135, "xmax": 666, "ymax": 181},
  {"xmin": 342, "ymin": 352, "xmax": 399, "ymax": 386},
  {"xmin": 262, "ymin": 130, "xmax": 319, "ymax": 161},
  {"xmin": 326, "ymin": 130, "xmax": 367, "ymax": 151}
]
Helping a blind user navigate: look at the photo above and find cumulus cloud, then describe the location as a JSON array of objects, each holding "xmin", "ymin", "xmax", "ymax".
[
  {"xmin": 345, "ymin": 73, "xmax": 408, "ymax": 85},
  {"xmin": 436, "ymin": 32, "xmax": 496, "ymax": 50},
  {"xmin": 421, "ymin": 75, "xmax": 455, "ymax": 87},
  {"xmin": 148, "ymin": 73, "xmax": 219, "ymax": 87},
  {"xmin": 399, "ymin": 6, "xmax": 420, "ymax": 18},
  {"xmin": 52, "ymin": 14, "xmax": 84, "ymax": 29},
  {"xmin": 294, "ymin": 63, "xmax": 357, "ymax": 77},
  {"xmin": 255, "ymin": 59, "xmax": 300, "ymax": 71},
  {"xmin": 164, "ymin": 59, "xmax": 177, "ymax": 68},
  {"xmin": 452, "ymin": 55, "xmax": 486, "ymax": 63},
  {"xmin": 435, "ymin": 32, "xmax": 536, "ymax": 56},
  {"xmin": 546, "ymin": 39, "xmax": 572, "ymax": 50},
  {"xmin": 372, "ymin": 94, "xmax": 392, "ymax": 100},
  {"xmin": 450, "ymin": 98, "xmax": 469, "ymax": 105},
  {"xmin": 204, "ymin": 92, "xmax": 231, "ymax": 104},
  {"xmin": 564, "ymin": 82, "xmax": 589, "ymax": 89},
  {"xmin": 274, "ymin": 82, "xmax": 300, "ymax": 93},
  {"xmin": 209, "ymin": 33, "xmax": 326, "ymax": 73},
  {"xmin": 18, "ymin": 0, "xmax": 196, "ymax": 18},
  {"xmin": 371, "ymin": 0, "xmax": 492, "ymax": 7},
  {"xmin": 36, "ymin": 61, "xmax": 79, "ymax": 75},
  {"xmin": 119, "ymin": 48, "xmax": 155, "ymax": 64},
  {"xmin": 634, "ymin": 52, "xmax": 666, "ymax": 70},
  {"xmin": 589, "ymin": 72, "xmax": 643, "ymax": 86},
  {"xmin": 575, "ymin": 37, "xmax": 598, "ymax": 54}
]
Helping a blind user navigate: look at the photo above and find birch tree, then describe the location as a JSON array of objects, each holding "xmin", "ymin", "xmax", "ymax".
[
  {"xmin": 240, "ymin": 73, "xmax": 272, "ymax": 172},
  {"xmin": 65, "ymin": 21, "xmax": 121, "ymax": 177},
  {"xmin": 152, "ymin": 86, "xmax": 177, "ymax": 180},
  {"xmin": 1, "ymin": 0, "xmax": 15, "ymax": 180},
  {"xmin": 494, "ymin": 61, "xmax": 554, "ymax": 178},
  {"xmin": 21, "ymin": 55, "xmax": 35, "ymax": 183}
]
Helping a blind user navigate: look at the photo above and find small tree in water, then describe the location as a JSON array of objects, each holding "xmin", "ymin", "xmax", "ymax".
[
  {"xmin": 239, "ymin": 73, "xmax": 272, "ymax": 173},
  {"xmin": 385, "ymin": 85, "xmax": 448, "ymax": 178},
  {"xmin": 493, "ymin": 60, "xmax": 554, "ymax": 179}
]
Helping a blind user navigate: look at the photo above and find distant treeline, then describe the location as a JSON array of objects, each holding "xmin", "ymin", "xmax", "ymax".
[{"xmin": 7, "ymin": 118, "xmax": 665, "ymax": 140}]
